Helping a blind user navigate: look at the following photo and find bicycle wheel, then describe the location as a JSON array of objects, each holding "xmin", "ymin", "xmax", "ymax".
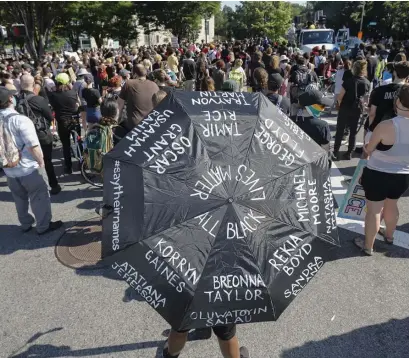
[{"xmin": 81, "ymin": 159, "xmax": 103, "ymax": 187}]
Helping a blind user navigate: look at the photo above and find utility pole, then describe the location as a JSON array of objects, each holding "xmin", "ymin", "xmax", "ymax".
[{"xmin": 360, "ymin": 1, "xmax": 365, "ymax": 32}]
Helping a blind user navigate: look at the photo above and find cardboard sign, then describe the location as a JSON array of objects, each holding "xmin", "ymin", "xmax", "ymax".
[
  {"xmin": 50, "ymin": 62, "xmax": 58, "ymax": 77},
  {"xmin": 171, "ymin": 36, "xmax": 179, "ymax": 48},
  {"xmin": 337, "ymin": 159, "xmax": 367, "ymax": 221},
  {"xmin": 68, "ymin": 67, "xmax": 76, "ymax": 82}
]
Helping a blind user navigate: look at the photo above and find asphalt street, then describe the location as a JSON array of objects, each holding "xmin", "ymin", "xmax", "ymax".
[{"xmin": 1, "ymin": 111, "xmax": 409, "ymax": 358}]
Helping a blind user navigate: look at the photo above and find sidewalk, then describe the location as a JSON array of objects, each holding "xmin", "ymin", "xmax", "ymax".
[{"xmin": 1, "ymin": 159, "xmax": 409, "ymax": 358}]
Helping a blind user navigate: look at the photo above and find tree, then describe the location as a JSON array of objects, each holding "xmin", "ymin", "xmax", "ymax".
[
  {"xmin": 0, "ymin": 1, "xmax": 66, "ymax": 59},
  {"xmin": 215, "ymin": 5, "xmax": 235, "ymax": 40},
  {"xmin": 222, "ymin": 1, "xmax": 293, "ymax": 41},
  {"xmin": 54, "ymin": 1, "xmax": 85, "ymax": 51},
  {"xmin": 108, "ymin": 2, "xmax": 139, "ymax": 47},
  {"xmin": 135, "ymin": 1, "xmax": 220, "ymax": 43}
]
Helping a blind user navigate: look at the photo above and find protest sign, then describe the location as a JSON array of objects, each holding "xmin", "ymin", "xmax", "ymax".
[{"xmin": 338, "ymin": 159, "xmax": 367, "ymax": 221}]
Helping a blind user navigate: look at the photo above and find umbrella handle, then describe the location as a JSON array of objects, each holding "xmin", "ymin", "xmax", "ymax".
[{"xmin": 95, "ymin": 204, "xmax": 113, "ymax": 218}]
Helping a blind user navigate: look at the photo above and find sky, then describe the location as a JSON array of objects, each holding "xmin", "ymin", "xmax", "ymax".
[{"xmin": 221, "ymin": 1, "xmax": 306, "ymax": 10}]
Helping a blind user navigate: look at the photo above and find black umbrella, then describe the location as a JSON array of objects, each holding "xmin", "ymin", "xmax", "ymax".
[{"xmin": 101, "ymin": 91, "xmax": 339, "ymax": 330}]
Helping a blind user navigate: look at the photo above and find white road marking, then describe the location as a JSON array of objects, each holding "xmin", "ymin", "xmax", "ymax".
[{"xmin": 331, "ymin": 162, "xmax": 409, "ymax": 250}]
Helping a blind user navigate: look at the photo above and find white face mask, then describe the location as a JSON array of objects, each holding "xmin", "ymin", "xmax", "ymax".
[{"xmin": 280, "ymin": 62, "xmax": 287, "ymax": 70}]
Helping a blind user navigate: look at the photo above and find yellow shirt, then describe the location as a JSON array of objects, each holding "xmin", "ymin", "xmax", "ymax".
[{"xmin": 167, "ymin": 54, "xmax": 179, "ymax": 74}]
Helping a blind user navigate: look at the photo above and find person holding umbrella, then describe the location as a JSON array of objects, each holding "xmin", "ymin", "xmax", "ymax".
[
  {"xmin": 163, "ymin": 326, "xmax": 249, "ymax": 358},
  {"xmin": 291, "ymin": 88, "xmax": 332, "ymax": 153}
]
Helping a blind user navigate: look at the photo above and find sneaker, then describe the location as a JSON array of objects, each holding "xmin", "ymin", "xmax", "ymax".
[
  {"xmin": 64, "ymin": 167, "xmax": 72, "ymax": 175},
  {"xmin": 37, "ymin": 220, "xmax": 63, "ymax": 235},
  {"xmin": 240, "ymin": 346, "xmax": 250, "ymax": 358},
  {"xmin": 50, "ymin": 184, "xmax": 61, "ymax": 195},
  {"xmin": 343, "ymin": 152, "xmax": 352, "ymax": 160},
  {"xmin": 22, "ymin": 225, "xmax": 33, "ymax": 233}
]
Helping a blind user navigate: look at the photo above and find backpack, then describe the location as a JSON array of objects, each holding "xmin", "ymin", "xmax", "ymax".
[
  {"xmin": 290, "ymin": 69, "xmax": 313, "ymax": 102},
  {"xmin": 16, "ymin": 94, "xmax": 52, "ymax": 145},
  {"xmin": 84, "ymin": 125, "xmax": 114, "ymax": 174},
  {"xmin": 0, "ymin": 113, "xmax": 23, "ymax": 169}
]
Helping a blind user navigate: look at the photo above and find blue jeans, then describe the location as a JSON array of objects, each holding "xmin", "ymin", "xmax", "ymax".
[{"xmin": 86, "ymin": 107, "xmax": 101, "ymax": 124}]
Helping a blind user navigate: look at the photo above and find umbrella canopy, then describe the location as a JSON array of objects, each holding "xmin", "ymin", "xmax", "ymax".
[{"xmin": 101, "ymin": 91, "xmax": 339, "ymax": 330}]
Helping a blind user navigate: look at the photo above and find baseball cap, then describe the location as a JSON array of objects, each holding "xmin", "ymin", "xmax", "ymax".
[
  {"xmin": 299, "ymin": 88, "xmax": 332, "ymax": 108},
  {"xmin": 55, "ymin": 72, "xmax": 71, "ymax": 85},
  {"xmin": 0, "ymin": 87, "xmax": 17, "ymax": 106},
  {"xmin": 268, "ymin": 73, "xmax": 284, "ymax": 89},
  {"xmin": 221, "ymin": 80, "xmax": 239, "ymax": 92},
  {"xmin": 280, "ymin": 55, "xmax": 289, "ymax": 62}
]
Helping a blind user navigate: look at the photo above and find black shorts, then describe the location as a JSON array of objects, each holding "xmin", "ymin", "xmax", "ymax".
[
  {"xmin": 175, "ymin": 324, "xmax": 236, "ymax": 341},
  {"xmin": 361, "ymin": 167, "xmax": 409, "ymax": 201}
]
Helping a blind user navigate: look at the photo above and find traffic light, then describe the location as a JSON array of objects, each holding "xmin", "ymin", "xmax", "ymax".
[{"xmin": 11, "ymin": 24, "xmax": 26, "ymax": 38}]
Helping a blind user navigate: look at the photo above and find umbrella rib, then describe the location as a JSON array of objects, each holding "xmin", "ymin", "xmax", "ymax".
[
  {"xmin": 172, "ymin": 94, "xmax": 237, "ymax": 197},
  {"xmin": 235, "ymin": 152, "xmax": 328, "ymax": 202},
  {"xmin": 176, "ymin": 208, "xmax": 229, "ymax": 328},
  {"xmin": 230, "ymin": 93, "xmax": 262, "ymax": 197},
  {"xmin": 229, "ymin": 205, "xmax": 277, "ymax": 320}
]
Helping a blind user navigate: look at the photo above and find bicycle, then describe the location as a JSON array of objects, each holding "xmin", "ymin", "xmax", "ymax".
[
  {"xmin": 81, "ymin": 122, "xmax": 122, "ymax": 188},
  {"xmin": 67, "ymin": 117, "xmax": 104, "ymax": 188}
]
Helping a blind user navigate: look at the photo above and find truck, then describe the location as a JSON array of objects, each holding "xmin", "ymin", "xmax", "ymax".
[{"xmin": 298, "ymin": 28, "xmax": 335, "ymax": 54}]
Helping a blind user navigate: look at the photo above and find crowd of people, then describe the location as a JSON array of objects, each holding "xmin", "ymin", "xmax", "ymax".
[{"xmin": 1, "ymin": 37, "xmax": 409, "ymax": 358}]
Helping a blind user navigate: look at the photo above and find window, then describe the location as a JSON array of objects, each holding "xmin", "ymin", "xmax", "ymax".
[
  {"xmin": 144, "ymin": 34, "xmax": 149, "ymax": 44},
  {"xmin": 156, "ymin": 35, "xmax": 160, "ymax": 44}
]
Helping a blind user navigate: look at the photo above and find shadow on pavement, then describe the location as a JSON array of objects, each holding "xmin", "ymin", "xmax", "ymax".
[
  {"xmin": 9, "ymin": 328, "xmax": 64, "ymax": 357},
  {"xmin": 9, "ymin": 329, "xmax": 212, "ymax": 357},
  {"xmin": 9, "ymin": 340, "xmax": 166, "ymax": 358},
  {"xmin": 0, "ymin": 224, "xmax": 65, "ymax": 255},
  {"xmin": 280, "ymin": 317, "xmax": 409, "ymax": 358}
]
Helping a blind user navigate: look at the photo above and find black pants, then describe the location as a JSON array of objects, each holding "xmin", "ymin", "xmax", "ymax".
[
  {"xmin": 57, "ymin": 124, "xmax": 72, "ymax": 170},
  {"xmin": 334, "ymin": 106, "xmax": 361, "ymax": 154},
  {"xmin": 40, "ymin": 142, "xmax": 58, "ymax": 188}
]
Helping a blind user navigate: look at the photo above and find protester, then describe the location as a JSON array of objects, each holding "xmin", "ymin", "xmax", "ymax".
[
  {"xmin": 363, "ymin": 61, "xmax": 409, "ymax": 155},
  {"xmin": 0, "ymin": 87, "xmax": 62, "ymax": 234},
  {"xmin": 180, "ymin": 51, "xmax": 196, "ymax": 91},
  {"xmin": 152, "ymin": 89, "xmax": 168, "ymax": 107},
  {"xmin": 118, "ymin": 64, "xmax": 159, "ymax": 132},
  {"xmin": 333, "ymin": 60, "xmax": 370, "ymax": 161},
  {"xmin": 201, "ymin": 76, "xmax": 215, "ymax": 91},
  {"xmin": 228, "ymin": 59, "xmax": 246, "ymax": 92},
  {"xmin": 212, "ymin": 60, "xmax": 226, "ymax": 91},
  {"xmin": 18, "ymin": 74, "xmax": 60, "ymax": 194},
  {"xmin": 291, "ymin": 88, "xmax": 332, "ymax": 153},
  {"xmin": 267, "ymin": 55, "xmax": 284, "ymax": 77},
  {"xmin": 354, "ymin": 84, "xmax": 409, "ymax": 255},
  {"xmin": 366, "ymin": 45, "xmax": 379, "ymax": 92},
  {"xmin": 253, "ymin": 67, "xmax": 269, "ymax": 93},
  {"xmin": 167, "ymin": 48, "xmax": 179, "ymax": 77},
  {"xmin": 163, "ymin": 326, "xmax": 249, "ymax": 358},
  {"xmin": 82, "ymin": 74, "xmax": 102, "ymax": 127},
  {"xmin": 221, "ymin": 79, "xmax": 239, "ymax": 92},
  {"xmin": 265, "ymin": 73, "xmax": 291, "ymax": 115},
  {"xmin": 289, "ymin": 55, "xmax": 318, "ymax": 110},
  {"xmin": 106, "ymin": 75, "xmax": 122, "ymax": 100},
  {"xmin": 47, "ymin": 73, "xmax": 80, "ymax": 174}
]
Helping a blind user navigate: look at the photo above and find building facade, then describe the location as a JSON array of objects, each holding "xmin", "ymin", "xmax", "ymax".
[{"xmin": 135, "ymin": 16, "xmax": 215, "ymax": 47}]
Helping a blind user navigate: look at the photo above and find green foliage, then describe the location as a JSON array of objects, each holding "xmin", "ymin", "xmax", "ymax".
[
  {"xmin": 0, "ymin": 1, "xmax": 66, "ymax": 59},
  {"xmin": 214, "ymin": 1, "xmax": 293, "ymax": 41},
  {"xmin": 56, "ymin": 1, "xmax": 138, "ymax": 50},
  {"xmin": 309, "ymin": 1, "xmax": 409, "ymax": 39}
]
